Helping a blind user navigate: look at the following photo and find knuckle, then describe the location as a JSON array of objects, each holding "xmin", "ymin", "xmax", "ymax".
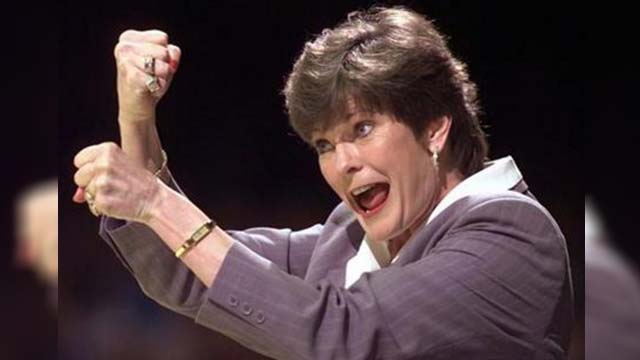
[
  {"xmin": 119, "ymin": 29, "xmax": 137, "ymax": 42},
  {"xmin": 98, "ymin": 177, "xmax": 117, "ymax": 197},
  {"xmin": 93, "ymin": 158, "xmax": 106, "ymax": 173},
  {"xmin": 95, "ymin": 175, "xmax": 110, "ymax": 191},
  {"xmin": 114, "ymin": 42, "xmax": 128, "ymax": 57},
  {"xmin": 148, "ymin": 45, "xmax": 169, "ymax": 61},
  {"xmin": 160, "ymin": 48, "xmax": 170, "ymax": 61},
  {"xmin": 101, "ymin": 156, "xmax": 113, "ymax": 170},
  {"xmin": 103, "ymin": 141, "xmax": 118, "ymax": 152},
  {"xmin": 149, "ymin": 30, "xmax": 169, "ymax": 44},
  {"xmin": 169, "ymin": 44, "xmax": 181, "ymax": 57},
  {"xmin": 158, "ymin": 33, "xmax": 169, "ymax": 45}
]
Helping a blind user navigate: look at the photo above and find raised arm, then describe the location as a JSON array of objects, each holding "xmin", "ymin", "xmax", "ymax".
[{"xmin": 113, "ymin": 29, "xmax": 181, "ymax": 174}]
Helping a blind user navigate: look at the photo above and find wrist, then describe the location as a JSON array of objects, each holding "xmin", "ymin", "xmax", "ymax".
[
  {"xmin": 145, "ymin": 182, "xmax": 209, "ymax": 242},
  {"xmin": 142, "ymin": 177, "xmax": 170, "ymax": 226},
  {"xmin": 118, "ymin": 110, "xmax": 156, "ymax": 125}
]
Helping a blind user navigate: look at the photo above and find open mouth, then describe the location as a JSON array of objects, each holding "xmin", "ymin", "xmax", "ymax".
[{"xmin": 351, "ymin": 182, "xmax": 390, "ymax": 217}]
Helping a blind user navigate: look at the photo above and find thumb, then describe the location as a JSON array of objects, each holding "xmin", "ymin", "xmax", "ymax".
[
  {"xmin": 72, "ymin": 187, "xmax": 86, "ymax": 203},
  {"xmin": 167, "ymin": 44, "xmax": 181, "ymax": 73}
]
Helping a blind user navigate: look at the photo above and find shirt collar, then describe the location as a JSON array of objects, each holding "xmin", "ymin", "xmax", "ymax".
[{"xmin": 425, "ymin": 155, "xmax": 523, "ymax": 227}]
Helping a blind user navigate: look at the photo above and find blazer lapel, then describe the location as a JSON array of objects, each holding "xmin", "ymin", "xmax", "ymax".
[{"xmin": 305, "ymin": 211, "xmax": 364, "ymax": 287}]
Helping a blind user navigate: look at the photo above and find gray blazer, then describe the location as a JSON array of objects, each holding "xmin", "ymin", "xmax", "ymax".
[{"xmin": 100, "ymin": 175, "xmax": 573, "ymax": 360}]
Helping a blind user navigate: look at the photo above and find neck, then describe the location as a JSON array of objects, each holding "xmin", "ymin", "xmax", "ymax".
[{"xmin": 387, "ymin": 167, "xmax": 464, "ymax": 260}]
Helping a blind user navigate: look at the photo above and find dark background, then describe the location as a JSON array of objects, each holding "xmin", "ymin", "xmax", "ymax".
[
  {"xmin": 7, "ymin": 0, "xmax": 590, "ymax": 359},
  {"xmin": 1, "ymin": 5, "xmax": 58, "ymax": 360}
]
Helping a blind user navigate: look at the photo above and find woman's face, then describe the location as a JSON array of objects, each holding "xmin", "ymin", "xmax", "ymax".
[{"xmin": 313, "ymin": 112, "xmax": 441, "ymax": 243}]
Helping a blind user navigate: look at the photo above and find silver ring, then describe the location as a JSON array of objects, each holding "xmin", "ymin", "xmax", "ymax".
[
  {"xmin": 143, "ymin": 56, "xmax": 155, "ymax": 75},
  {"xmin": 85, "ymin": 190, "xmax": 100, "ymax": 217},
  {"xmin": 146, "ymin": 75, "xmax": 161, "ymax": 93}
]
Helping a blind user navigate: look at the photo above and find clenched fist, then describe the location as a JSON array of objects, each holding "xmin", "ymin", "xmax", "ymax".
[
  {"xmin": 72, "ymin": 142, "xmax": 165, "ymax": 223},
  {"xmin": 114, "ymin": 29, "xmax": 181, "ymax": 123}
]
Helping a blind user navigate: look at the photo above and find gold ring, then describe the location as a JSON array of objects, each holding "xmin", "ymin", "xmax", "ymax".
[
  {"xmin": 143, "ymin": 56, "xmax": 155, "ymax": 75},
  {"xmin": 85, "ymin": 190, "xmax": 100, "ymax": 217},
  {"xmin": 146, "ymin": 75, "xmax": 161, "ymax": 93}
]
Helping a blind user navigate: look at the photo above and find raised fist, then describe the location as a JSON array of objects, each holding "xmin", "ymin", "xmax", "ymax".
[{"xmin": 114, "ymin": 29, "xmax": 181, "ymax": 123}]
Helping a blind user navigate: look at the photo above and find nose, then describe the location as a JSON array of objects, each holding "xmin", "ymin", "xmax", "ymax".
[{"xmin": 335, "ymin": 142, "xmax": 362, "ymax": 175}]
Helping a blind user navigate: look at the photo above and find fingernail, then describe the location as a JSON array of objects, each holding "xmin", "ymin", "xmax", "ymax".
[{"xmin": 73, "ymin": 187, "xmax": 84, "ymax": 203}]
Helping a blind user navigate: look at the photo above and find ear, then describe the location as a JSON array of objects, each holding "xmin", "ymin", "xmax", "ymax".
[{"xmin": 423, "ymin": 115, "xmax": 452, "ymax": 153}]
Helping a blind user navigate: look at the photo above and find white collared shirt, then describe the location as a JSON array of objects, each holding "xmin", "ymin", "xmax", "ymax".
[{"xmin": 345, "ymin": 156, "xmax": 523, "ymax": 289}]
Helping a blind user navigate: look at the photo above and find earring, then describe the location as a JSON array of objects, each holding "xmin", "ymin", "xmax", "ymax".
[{"xmin": 431, "ymin": 149, "xmax": 439, "ymax": 170}]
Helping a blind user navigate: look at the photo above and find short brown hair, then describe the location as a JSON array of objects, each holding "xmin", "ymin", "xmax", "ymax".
[{"xmin": 283, "ymin": 6, "xmax": 488, "ymax": 176}]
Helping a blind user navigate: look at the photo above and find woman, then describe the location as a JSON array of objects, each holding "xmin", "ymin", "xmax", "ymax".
[{"xmin": 73, "ymin": 7, "xmax": 573, "ymax": 359}]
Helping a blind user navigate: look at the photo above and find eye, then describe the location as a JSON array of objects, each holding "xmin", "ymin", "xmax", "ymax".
[
  {"xmin": 314, "ymin": 139, "xmax": 334, "ymax": 155},
  {"xmin": 354, "ymin": 121, "xmax": 373, "ymax": 138}
]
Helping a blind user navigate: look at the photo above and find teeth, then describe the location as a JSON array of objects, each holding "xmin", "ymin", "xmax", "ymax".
[{"xmin": 351, "ymin": 184, "xmax": 375, "ymax": 197}]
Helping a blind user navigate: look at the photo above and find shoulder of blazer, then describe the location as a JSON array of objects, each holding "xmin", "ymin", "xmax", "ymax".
[
  {"xmin": 445, "ymin": 190, "xmax": 564, "ymax": 240},
  {"xmin": 464, "ymin": 190, "xmax": 541, "ymax": 211},
  {"xmin": 463, "ymin": 190, "xmax": 555, "ymax": 222},
  {"xmin": 424, "ymin": 189, "xmax": 554, "ymax": 235}
]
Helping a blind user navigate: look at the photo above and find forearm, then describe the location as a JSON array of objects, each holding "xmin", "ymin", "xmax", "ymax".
[
  {"xmin": 145, "ymin": 182, "xmax": 234, "ymax": 287},
  {"xmin": 118, "ymin": 114, "xmax": 164, "ymax": 173}
]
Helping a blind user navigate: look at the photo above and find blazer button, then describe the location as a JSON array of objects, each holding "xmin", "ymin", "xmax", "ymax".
[
  {"xmin": 228, "ymin": 295, "xmax": 238, "ymax": 307},
  {"xmin": 241, "ymin": 302, "xmax": 253, "ymax": 316},
  {"xmin": 255, "ymin": 310, "xmax": 266, "ymax": 324}
]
